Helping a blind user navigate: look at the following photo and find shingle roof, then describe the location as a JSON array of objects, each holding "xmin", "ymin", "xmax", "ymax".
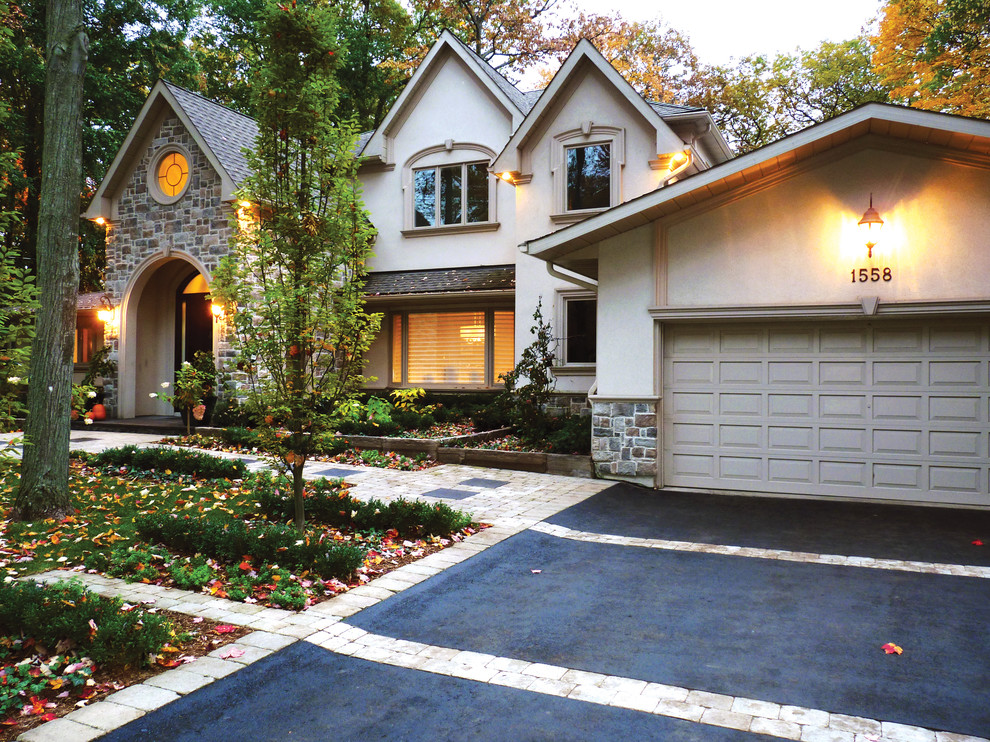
[
  {"xmin": 76, "ymin": 292, "xmax": 107, "ymax": 311},
  {"xmin": 163, "ymin": 81, "xmax": 259, "ymax": 186},
  {"xmin": 649, "ymin": 101, "xmax": 704, "ymax": 116},
  {"xmin": 364, "ymin": 265, "xmax": 515, "ymax": 296}
]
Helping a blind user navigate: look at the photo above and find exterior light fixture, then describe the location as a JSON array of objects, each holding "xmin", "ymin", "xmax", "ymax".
[
  {"xmin": 210, "ymin": 302, "xmax": 224, "ymax": 319},
  {"xmin": 96, "ymin": 294, "xmax": 114, "ymax": 323},
  {"xmin": 93, "ymin": 216, "xmax": 107, "ymax": 227},
  {"xmin": 498, "ymin": 172, "xmax": 515, "ymax": 184},
  {"xmin": 858, "ymin": 194, "xmax": 884, "ymax": 258}
]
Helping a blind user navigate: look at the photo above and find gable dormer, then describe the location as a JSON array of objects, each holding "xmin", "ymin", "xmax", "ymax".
[{"xmin": 359, "ymin": 30, "xmax": 532, "ymax": 171}]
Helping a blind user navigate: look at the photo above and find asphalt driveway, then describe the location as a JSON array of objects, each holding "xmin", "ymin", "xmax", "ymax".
[{"xmin": 96, "ymin": 484, "xmax": 990, "ymax": 741}]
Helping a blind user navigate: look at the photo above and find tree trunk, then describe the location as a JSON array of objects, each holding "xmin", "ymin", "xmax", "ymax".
[
  {"xmin": 14, "ymin": 0, "xmax": 88, "ymax": 521},
  {"xmin": 292, "ymin": 458, "xmax": 306, "ymax": 533}
]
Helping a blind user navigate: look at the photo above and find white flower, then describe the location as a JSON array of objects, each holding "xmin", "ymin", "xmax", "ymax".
[
  {"xmin": 149, "ymin": 392, "xmax": 158, "ymax": 398},
  {"xmin": 84, "ymin": 418, "xmax": 94, "ymax": 425},
  {"xmin": 7, "ymin": 376, "xmax": 20, "ymax": 384},
  {"xmin": 160, "ymin": 382, "xmax": 170, "ymax": 389},
  {"xmin": 87, "ymin": 391, "xmax": 97, "ymax": 398}
]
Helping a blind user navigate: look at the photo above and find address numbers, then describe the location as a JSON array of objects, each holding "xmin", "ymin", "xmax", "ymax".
[{"xmin": 850, "ymin": 267, "xmax": 892, "ymax": 283}]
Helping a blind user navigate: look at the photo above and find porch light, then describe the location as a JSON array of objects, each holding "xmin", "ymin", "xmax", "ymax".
[
  {"xmin": 858, "ymin": 194, "xmax": 884, "ymax": 258},
  {"xmin": 497, "ymin": 172, "xmax": 516, "ymax": 185},
  {"xmin": 96, "ymin": 294, "xmax": 114, "ymax": 323},
  {"xmin": 93, "ymin": 216, "xmax": 107, "ymax": 227},
  {"xmin": 210, "ymin": 302, "xmax": 224, "ymax": 319}
]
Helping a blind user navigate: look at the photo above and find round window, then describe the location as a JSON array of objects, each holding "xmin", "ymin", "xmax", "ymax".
[{"xmin": 152, "ymin": 149, "xmax": 190, "ymax": 202}]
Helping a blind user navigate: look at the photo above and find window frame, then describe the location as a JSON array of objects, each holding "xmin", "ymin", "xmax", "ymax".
[
  {"xmin": 402, "ymin": 144, "xmax": 499, "ymax": 237},
  {"xmin": 554, "ymin": 290, "xmax": 597, "ymax": 372},
  {"xmin": 412, "ymin": 161, "xmax": 491, "ymax": 228},
  {"xmin": 550, "ymin": 126, "xmax": 624, "ymax": 224},
  {"xmin": 390, "ymin": 307, "xmax": 514, "ymax": 389},
  {"xmin": 149, "ymin": 144, "xmax": 193, "ymax": 205}
]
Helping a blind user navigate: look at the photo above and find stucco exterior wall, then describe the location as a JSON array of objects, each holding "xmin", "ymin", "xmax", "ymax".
[
  {"xmin": 103, "ymin": 115, "xmax": 234, "ymax": 417},
  {"xmin": 664, "ymin": 147, "xmax": 990, "ymax": 307},
  {"xmin": 360, "ymin": 53, "xmax": 518, "ymax": 274}
]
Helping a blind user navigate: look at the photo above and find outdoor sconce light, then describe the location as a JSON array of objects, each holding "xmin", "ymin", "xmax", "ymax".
[
  {"xmin": 96, "ymin": 294, "xmax": 114, "ymax": 324},
  {"xmin": 93, "ymin": 216, "xmax": 107, "ymax": 227},
  {"xmin": 858, "ymin": 194, "xmax": 884, "ymax": 258},
  {"xmin": 210, "ymin": 302, "xmax": 224, "ymax": 319}
]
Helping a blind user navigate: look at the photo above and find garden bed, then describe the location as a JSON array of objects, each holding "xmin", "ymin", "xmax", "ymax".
[
  {"xmin": 342, "ymin": 427, "xmax": 512, "ymax": 458},
  {"xmin": 436, "ymin": 447, "xmax": 594, "ymax": 477}
]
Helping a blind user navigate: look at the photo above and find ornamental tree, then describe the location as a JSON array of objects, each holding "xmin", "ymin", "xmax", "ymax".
[{"xmin": 212, "ymin": 0, "xmax": 381, "ymax": 533}]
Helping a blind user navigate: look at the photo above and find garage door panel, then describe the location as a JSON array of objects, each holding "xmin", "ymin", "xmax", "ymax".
[
  {"xmin": 768, "ymin": 362, "xmax": 814, "ymax": 384},
  {"xmin": 930, "ymin": 361, "xmax": 981, "ymax": 386},
  {"xmin": 819, "ymin": 395, "xmax": 867, "ymax": 419},
  {"xmin": 768, "ymin": 394, "xmax": 813, "ymax": 417},
  {"xmin": 873, "ymin": 362, "xmax": 923, "ymax": 386},
  {"xmin": 719, "ymin": 361, "xmax": 762, "ymax": 384},
  {"xmin": 719, "ymin": 393, "xmax": 762, "ymax": 416},
  {"xmin": 768, "ymin": 458, "xmax": 813, "ymax": 483},
  {"xmin": 820, "ymin": 362, "xmax": 866, "ymax": 385},
  {"xmin": 821, "ymin": 427, "xmax": 869, "ymax": 453},
  {"xmin": 929, "ymin": 431, "xmax": 982, "ymax": 457},
  {"xmin": 768, "ymin": 426, "xmax": 814, "ymax": 451},
  {"xmin": 873, "ymin": 327, "xmax": 924, "ymax": 352},
  {"xmin": 663, "ymin": 321, "xmax": 990, "ymax": 505},
  {"xmin": 874, "ymin": 395, "xmax": 923, "ymax": 420},
  {"xmin": 820, "ymin": 460, "xmax": 869, "ymax": 486},
  {"xmin": 719, "ymin": 425, "xmax": 762, "ymax": 448},
  {"xmin": 874, "ymin": 464, "xmax": 923, "ymax": 489},
  {"xmin": 929, "ymin": 396, "xmax": 982, "ymax": 421}
]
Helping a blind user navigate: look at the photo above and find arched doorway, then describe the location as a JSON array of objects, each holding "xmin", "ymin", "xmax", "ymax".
[{"xmin": 118, "ymin": 254, "xmax": 215, "ymax": 418}]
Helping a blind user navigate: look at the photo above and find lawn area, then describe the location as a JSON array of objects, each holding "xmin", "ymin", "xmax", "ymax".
[{"xmin": 0, "ymin": 447, "xmax": 482, "ymax": 736}]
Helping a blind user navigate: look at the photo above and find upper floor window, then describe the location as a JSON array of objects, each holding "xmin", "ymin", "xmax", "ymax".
[
  {"xmin": 566, "ymin": 144, "xmax": 610, "ymax": 211},
  {"xmin": 413, "ymin": 162, "xmax": 490, "ymax": 227},
  {"xmin": 149, "ymin": 145, "xmax": 192, "ymax": 205}
]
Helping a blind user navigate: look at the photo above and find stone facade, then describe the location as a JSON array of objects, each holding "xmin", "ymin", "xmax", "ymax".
[
  {"xmin": 591, "ymin": 400, "xmax": 657, "ymax": 484},
  {"xmin": 102, "ymin": 116, "xmax": 236, "ymax": 414},
  {"xmin": 546, "ymin": 394, "xmax": 591, "ymax": 418}
]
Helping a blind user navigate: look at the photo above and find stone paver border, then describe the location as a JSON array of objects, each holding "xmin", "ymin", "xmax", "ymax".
[{"xmin": 531, "ymin": 522, "xmax": 990, "ymax": 579}]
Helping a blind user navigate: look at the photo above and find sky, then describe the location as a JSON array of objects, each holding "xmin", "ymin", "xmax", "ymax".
[{"xmin": 572, "ymin": 0, "xmax": 883, "ymax": 66}]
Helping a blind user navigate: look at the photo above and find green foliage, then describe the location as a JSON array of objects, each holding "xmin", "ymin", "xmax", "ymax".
[
  {"xmin": 134, "ymin": 511, "xmax": 365, "ymax": 580},
  {"xmin": 498, "ymin": 298, "xmax": 557, "ymax": 444},
  {"xmin": 219, "ymin": 426, "xmax": 263, "ymax": 448},
  {"xmin": 223, "ymin": 564, "xmax": 308, "ymax": 610},
  {"xmin": 254, "ymin": 472, "xmax": 471, "ymax": 536},
  {"xmin": 545, "ymin": 414, "xmax": 592, "ymax": 455},
  {"xmin": 0, "ymin": 242, "xmax": 38, "ymax": 431},
  {"xmin": 91, "ymin": 445, "xmax": 247, "ymax": 480},
  {"xmin": 0, "ymin": 579, "xmax": 172, "ymax": 668},
  {"xmin": 80, "ymin": 344, "xmax": 117, "ymax": 387},
  {"xmin": 152, "ymin": 358, "xmax": 214, "ymax": 434},
  {"xmin": 333, "ymin": 396, "xmax": 401, "ymax": 436},
  {"xmin": 0, "ymin": 640, "xmax": 94, "ymax": 718},
  {"xmin": 212, "ymin": 0, "xmax": 382, "ymax": 532}
]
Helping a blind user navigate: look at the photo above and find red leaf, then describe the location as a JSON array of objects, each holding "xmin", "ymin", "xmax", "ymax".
[
  {"xmin": 214, "ymin": 625, "xmax": 237, "ymax": 634},
  {"xmin": 881, "ymin": 642, "xmax": 903, "ymax": 655},
  {"xmin": 973, "ymin": 540, "xmax": 984, "ymax": 546},
  {"xmin": 156, "ymin": 658, "xmax": 181, "ymax": 668}
]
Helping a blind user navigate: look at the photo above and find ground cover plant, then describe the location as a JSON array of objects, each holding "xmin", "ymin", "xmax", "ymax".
[
  {"xmin": 0, "ymin": 454, "xmax": 479, "ymax": 609},
  {"xmin": 0, "ymin": 579, "xmax": 248, "ymax": 739}
]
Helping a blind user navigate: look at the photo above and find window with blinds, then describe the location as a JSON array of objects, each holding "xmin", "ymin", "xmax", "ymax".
[{"xmin": 391, "ymin": 309, "xmax": 513, "ymax": 387}]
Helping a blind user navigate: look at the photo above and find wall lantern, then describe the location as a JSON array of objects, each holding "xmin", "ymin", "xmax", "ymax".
[
  {"xmin": 210, "ymin": 302, "xmax": 224, "ymax": 319},
  {"xmin": 857, "ymin": 194, "xmax": 884, "ymax": 258},
  {"xmin": 93, "ymin": 216, "xmax": 107, "ymax": 227},
  {"xmin": 97, "ymin": 294, "xmax": 119, "ymax": 339}
]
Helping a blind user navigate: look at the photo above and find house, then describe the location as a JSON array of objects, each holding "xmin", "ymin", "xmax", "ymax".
[
  {"xmin": 522, "ymin": 103, "xmax": 990, "ymax": 507},
  {"xmin": 82, "ymin": 31, "xmax": 729, "ymax": 419}
]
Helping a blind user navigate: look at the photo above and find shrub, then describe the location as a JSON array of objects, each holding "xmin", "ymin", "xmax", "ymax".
[
  {"xmin": 471, "ymin": 400, "xmax": 512, "ymax": 431},
  {"xmin": 390, "ymin": 408, "xmax": 436, "ymax": 432},
  {"xmin": 92, "ymin": 445, "xmax": 246, "ymax": 479},
  {"xmin": 211, "ymin": 398, "xmax": 258, "ymax": 428},
  {"xmin": 0, "ymin": 579, "xmax": 172, "ymax": 668},
  {"xmin": 546, "ymin": 414, "xmax": 592, "ymax": 454},
  {"xmin": 134, "ymin": 511, "xmax": 364, "ymax": 580},
  {"xmin": 219, "ymin": 426, "xmax": 262, "ymax": 448},
  {"xmin": 312, "ymin": 432, "xmax": 351, "ymax": 456},
  {"xmin": 253, "ymin": 472, "xmax": 472, "ymax": 536}
]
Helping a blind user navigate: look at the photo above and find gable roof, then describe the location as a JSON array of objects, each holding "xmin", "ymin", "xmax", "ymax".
[
  {"xmin": 85, "ymin": 80, "xmax": 258, "ymax": 220},
  {"xmin": 522, "ymin": 103, "xmax": 990, "ymax": 262},
  {"xmin": 359, "ymin": 30, "xmax": 532, "ymax": 166},
  {"xmin": 491, "ymin": 40, "xmax": 731, "ymax": 177}
]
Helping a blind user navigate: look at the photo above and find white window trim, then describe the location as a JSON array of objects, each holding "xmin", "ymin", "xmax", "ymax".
[
  {"xmin": 550, "ymin": 125, "xmax": 624, "ymax": 223},
  {"xmin": 401, "ymin": 143, "xmax": 499, "ymax": 235},
  {"xmin": 553, "ymin": 289, "xmax": 597, "ymax": 371},
  {"xmin": 149, "ymin": 144, "xmax": 193, "ymax": 205}
]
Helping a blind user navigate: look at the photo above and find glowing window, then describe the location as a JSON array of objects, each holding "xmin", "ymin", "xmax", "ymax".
[{"xmin": 157, "ymin": 152, "xmax": 189, "ymax": 198}]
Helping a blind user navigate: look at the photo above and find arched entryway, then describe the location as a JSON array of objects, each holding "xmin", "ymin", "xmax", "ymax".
[{"xmin": 117, "ymin": 253, "xmax": 216, "ymax": 418}]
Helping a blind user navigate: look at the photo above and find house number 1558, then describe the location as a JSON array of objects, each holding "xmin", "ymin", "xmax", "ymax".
[{"xmin": 851, "ymin": 267, "xmax": 892, "ymax": 282}]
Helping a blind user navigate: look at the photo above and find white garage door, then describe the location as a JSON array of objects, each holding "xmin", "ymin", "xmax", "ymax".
[{"xmin": 662, "ymin": 321, "xmax": 990, "ymax": 506}]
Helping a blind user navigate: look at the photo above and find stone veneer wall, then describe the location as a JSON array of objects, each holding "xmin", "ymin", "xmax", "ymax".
[
  {"xmin": 101, "ymin": 115, "xmax": 236, "ymax": 415},
  {"xmin": 591, "ymin": 400, "xmax": 658, "ymax": 484},
  {"xmin": 545, "ymin": 394, "xmax": 592, "ymax": 418}
]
